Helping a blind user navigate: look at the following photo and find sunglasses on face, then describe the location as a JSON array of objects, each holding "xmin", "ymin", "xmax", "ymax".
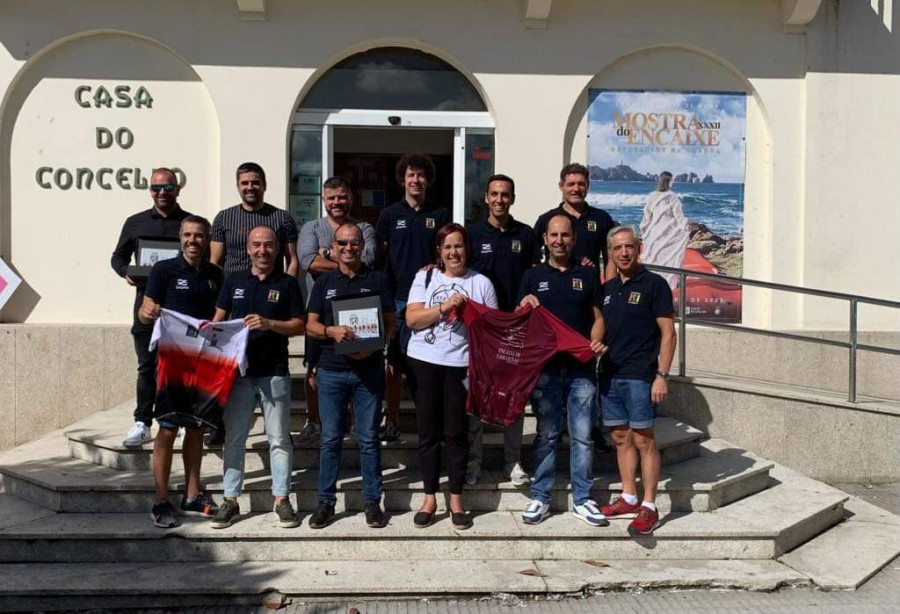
[
  {"xmin": 151, "ymin": 184, "xmax": 177, "ymax": 193},
  {"xmin": 335, "ymin": 239, "xmax": 362, "ymax": 247}
]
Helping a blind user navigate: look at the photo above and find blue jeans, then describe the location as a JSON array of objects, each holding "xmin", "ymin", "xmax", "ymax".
[
  {"xmin": 317, "ymin": 367, "xmax": 385, "ymax": 505},
  {"xmin": 600, "ymin": 377, "xmax": 656, "ymax": 429},
  {"xmin": 530, "ymin": 366, "xmax": 598, "ymax": 506},
  {"xmin": 223, "ymin": 375, "xmax": 292, "ymax": 497}
]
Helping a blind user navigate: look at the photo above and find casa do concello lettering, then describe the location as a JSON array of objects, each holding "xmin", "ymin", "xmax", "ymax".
[{"xmin": 35, "ymin": 84, "xmax": 187, "ymax": 190}]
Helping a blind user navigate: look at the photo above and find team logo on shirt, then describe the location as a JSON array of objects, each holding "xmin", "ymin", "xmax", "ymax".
[
  {"xmin": 628, "ymin": 292, "xmax": 642, "ymax": 305},
  {"xmin": 425, "ymin": 218, "xmax": 436, "ymax": 229},
  {"xmin": 185, "ymin": 325, "xmax": 200, "ymax": 338},
  {"xmin": 537, "ymin": 281, "xmax": 550, "ymax": 292},
  {"xmin": 481, "ymin": 243, "xmax": 493, "ymax": 254},
  {"xmin": 511, "ymin": 240, "xmax": 522, "ymax": 253},
  {"xmin": 325, "ymin": 289, "xmax": 337, "ymax": 299},
  {"xmin": 586, "ymin": 221, "xmax": 597, "ymax": 232},
  {"xmin": 233, "ymin": 288, "xmax": 245, "ymax": 299},
  {"xmin": 176, "ymin": 278, "xmax": 189, "ymax": 290},
  {"xmin": 396, "ymin": 220, "xmax": 407, "ymax": 230},
  {"xmin": 603, "ymin": 295, "xmax": 611, "ymax": 305},
  {"xmin": 572, "ymin": 278, "xmax": 584, "ymax": 291},
  {"xmin": 267, "ymin": 289, "xmax": 280, "ymax": 303}
]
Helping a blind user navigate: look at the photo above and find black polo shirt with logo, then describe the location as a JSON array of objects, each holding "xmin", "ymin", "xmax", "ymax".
[
  {"xmin": 517, "ymin": 262, "xmax": 602, "ymax": 369},
  {"xmin": 466, "ymin": 217, "xmax": 534, "ymax": 312},
  {"xmin": 601, "ymin": 267, "xmax": 674, "ymax": 382},
  {"xmin": 375, "ymin": 200, "xmax": 452, "ymax": 301},
  {"xmin": 532, "ymin": 204, "xmax": 617, "ymax": 269},
  {"xmin": 144, "ymin": 254, "xmax": 223, "ymax": 321},
  {"xmin": 217, "ymin": 271, "xmax": 304, "ymax": 377},
  {"xmin": 307, "ymin": 265, "xmax": 395, "ymax": 372}
]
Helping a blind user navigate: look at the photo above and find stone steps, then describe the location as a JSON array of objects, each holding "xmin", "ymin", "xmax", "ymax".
[
  {"xmin": 66, "ymin": 414, "xmax": 703, "ymax": 473},
  {"xmin": 0, "ymin": 438, "xmax": 769, "ymax": 514},
  {"xmin": 0, "ymin": 467, "xmax": 846, "ymax": 564}
]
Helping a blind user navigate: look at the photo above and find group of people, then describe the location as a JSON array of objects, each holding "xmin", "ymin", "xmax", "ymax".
[{"xmin": 112, "ymin": 157, "xmax": 675, "ymax": 537}]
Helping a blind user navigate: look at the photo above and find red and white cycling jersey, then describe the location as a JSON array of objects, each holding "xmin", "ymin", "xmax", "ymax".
[{"xmin": 150, "ymin": 309, "xmax": 248, "ymax": 428}]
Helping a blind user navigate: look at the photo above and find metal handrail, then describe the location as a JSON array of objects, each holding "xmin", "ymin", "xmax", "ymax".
[{"xmin": 643, "ymin": 263, "xmax": 900, "ymax": 403}]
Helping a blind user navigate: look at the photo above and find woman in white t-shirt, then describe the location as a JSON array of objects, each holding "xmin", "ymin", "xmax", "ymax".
[{"xmin": 405, "ymin": 223, "xmax": 498, "ymax": 530}]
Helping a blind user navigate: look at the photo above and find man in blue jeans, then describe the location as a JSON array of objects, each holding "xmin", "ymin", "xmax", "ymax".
[
  {"xmin": 305, "ymin": 223, "xmax": 397, "ymax": 529},
  {"xmin": 599, "ymin": 226, "xmax": 676, "ymax": 536},
  {"xmin": 517, "ymin": 214, "xmax": 607, "ymax": 526},
  {"xmin": 209, "ymin": 226, "xmax": 305, "ymax": 529}
]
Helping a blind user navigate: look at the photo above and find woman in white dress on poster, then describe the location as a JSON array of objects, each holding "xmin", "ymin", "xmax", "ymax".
[{"xmin": 639, "ymin": 171, "xmax": 690, "ymax": 290}]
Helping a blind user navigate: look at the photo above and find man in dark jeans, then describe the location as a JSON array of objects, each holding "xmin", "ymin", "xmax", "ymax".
[{"xmin": 111, "ymin": 167, "xmax": 191, "ymax": 447}]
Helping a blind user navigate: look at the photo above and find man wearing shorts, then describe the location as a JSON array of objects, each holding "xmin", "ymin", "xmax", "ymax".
[{"xmin": 599, "ymin": 226, "xmax": 677, "ymax": 536}]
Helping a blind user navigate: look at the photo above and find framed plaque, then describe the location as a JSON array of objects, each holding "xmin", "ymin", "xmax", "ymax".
[
  {"xmin": 127, "ymin": 239, "xmax": 181, "ymax": 280},
  {"xmin": 331, "ymin": 293, "xmax": 385, "ymax": 355}
]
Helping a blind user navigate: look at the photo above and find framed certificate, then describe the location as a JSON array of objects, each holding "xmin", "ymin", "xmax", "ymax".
[
  {"xmin": 331, "ymin": 293, "xmax": 385, "ymax": 355},
  {"xmin": 127, "ymin": 239, "xmax": 181, "ymax": 280}
]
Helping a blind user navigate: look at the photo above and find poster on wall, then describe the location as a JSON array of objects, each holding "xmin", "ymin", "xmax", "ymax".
[{"xmin": 587, "ymin": 89, "xmax": 747, "ymax": 322}]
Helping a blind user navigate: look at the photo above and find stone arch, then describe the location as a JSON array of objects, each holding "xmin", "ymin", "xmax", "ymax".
[{"xmin": 0, "ymin": 30, "xmax": 220, "ymax": 323}]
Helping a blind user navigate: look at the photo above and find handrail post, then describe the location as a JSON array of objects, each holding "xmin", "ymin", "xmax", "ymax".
[
  {"xmin": 849, "ymin": 298, "xmax": 858, "ymax": 402},
  {"xmin": 678, "ymin": 271, "xmax": 687, "ymax": 377}
]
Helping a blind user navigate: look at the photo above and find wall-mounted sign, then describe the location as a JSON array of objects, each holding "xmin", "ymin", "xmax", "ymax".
[
  {"xmin": 588, "ymin": 89, "xmax": 747, "ymax": 322},
  {"xmin": 0, "ymin": 257, "xmax": 22, "ymax": 311}
]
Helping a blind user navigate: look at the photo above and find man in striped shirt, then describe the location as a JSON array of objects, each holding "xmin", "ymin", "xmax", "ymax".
[{"xmin": 211, "ymin": 162, "xmax": 300, "ymax": 278}]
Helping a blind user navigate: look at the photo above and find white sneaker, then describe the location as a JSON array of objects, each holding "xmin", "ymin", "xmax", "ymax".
[
  {"xmin": 123, "ymin": 422, "xmax": 151, "ymax": 447},
  {"xmin": 177, "ymin": 427, "xmax": 186, "ymax": 440},
  {"xmin": 507, "ymin": 462, "xmax": 530, "ymax": 486},
  {"xmin": 572, "ymin": 500, "xmax": 609, "ymax": 527},
  {"xmin": 522, "ymin": 499, "xmax": 550, "ymax": 525},
  {"xmin": 464, "ymin": 461, "xmax": 482, "ymax": 486}
]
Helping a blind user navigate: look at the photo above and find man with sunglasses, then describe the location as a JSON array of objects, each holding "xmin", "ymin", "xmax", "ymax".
[
  {"xmin": 296, "ymin": 176, "xmax": 377, "ymax": 446},
  {"xmin": 305, "ymin": 223, "xmax": 397, "ymax": 529},
  {"xmin": 112, "ymin": 168, "xmax": 192, "ymax": 448}
]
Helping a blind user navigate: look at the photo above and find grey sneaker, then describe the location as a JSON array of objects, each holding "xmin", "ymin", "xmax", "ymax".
[
  {"xmin": 151, "ymin": 501, "xmax": 181, "ymax": 529},
  {"xmin": 506, "ymin": 462, "xmax": 530, "ymax": 486},
  {"xmin": 295, "ymin": 422, "xmax": 320, "ymax": 445},
  {"xmin": 274, "ymin": 499, "xmax": 299, "ymax": 529},
  {"xmin": 210, "ymin": 499, "xmax": 240, "ymax": 529},
  {"xmin": 465, "ymin": 461, "xmax": 482, "ymax": 486}
]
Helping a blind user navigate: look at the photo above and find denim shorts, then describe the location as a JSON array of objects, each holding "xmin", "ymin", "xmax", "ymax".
[{"xmin": 599, "ymin": 378, "xmax": 656, "ymax": 429}]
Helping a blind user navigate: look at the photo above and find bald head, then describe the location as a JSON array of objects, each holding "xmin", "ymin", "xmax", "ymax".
[{"xmin": 247, "ymin": 225, "xmax": 279, "ymax": 274}]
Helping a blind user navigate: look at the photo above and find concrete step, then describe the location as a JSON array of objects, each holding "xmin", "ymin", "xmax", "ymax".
[
  {"xmin": 0, "ymin": 437, "xmax": 770, "ymax": 514},
  {"xmin": 0, "ymin": 466, "xmax": 845, "ymax": 564},
  {"xmin": 66, "ymin": 415, "xmax": 703, "ymax": 474},
  {"xmin": 0, "ymin": 558, "xmax": 811, "ymax": 611}
]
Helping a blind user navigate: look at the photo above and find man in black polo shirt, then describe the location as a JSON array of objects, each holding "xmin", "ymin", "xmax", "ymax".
[
  {"xmin": 533, "ymin": 163, "xmax": 617, "ymax": 280},
  {"xmin": 112, "ymin": 167, "xmax": 191, "ymax": 448},
  {"xmin": 138, "ymin": 215, "xmax": 224, "ymax": 529},
  {"xmin": 306, "ymin": 223, "xmax": 397, "ymax": 529},
  {"xmin": 599, "ymin": 226, "xmax": 676, "ymax": 537},
  {"xmin": 517, "ymin": 214, "xmax": 607, "ymax": 527},
  {"xmin": 375, "ymin": 153, "xmax": 451, "ymax": 441},
  {"xmin": 465, "ymin": 174, "xmax": 534, "ymax": 486},
  {"xmin": 209, "ymin": 226, "xmax": 305, "ymax": 530}
]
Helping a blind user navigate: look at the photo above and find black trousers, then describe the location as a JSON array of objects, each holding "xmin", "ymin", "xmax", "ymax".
[
  {"xmin": 409, "ymin": 357, "xmax": 468, "ymax": 495},
  {"xmin": 132, "ymin": 326, "xmax": 156, "ymax": 427}
]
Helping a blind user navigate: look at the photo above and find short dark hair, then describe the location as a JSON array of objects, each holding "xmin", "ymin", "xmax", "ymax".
[
  {"xmin": 323, "ymin": 176, "xmax": 353, "ymax": 192},
  {"xmin": 434, "ymin": 222, "xmax": 468, "ymax": 269},
  {"xmin": 485, "ymin": 173, "xmax": 515, "ymax": 195},
  {"xmin": 559, "ymin": 163, "xmax": 589, "ymax": 183},
  {"xmin": 236, "ymin": 162, "xmax": 266, "ymax": 185},
  {"xmin": 180, "ymin": 215, "xmax": 211, "ymax": 237},
  {"xmin": 396, "ymin": 153, "xmax": 436, "ymax": 186}
]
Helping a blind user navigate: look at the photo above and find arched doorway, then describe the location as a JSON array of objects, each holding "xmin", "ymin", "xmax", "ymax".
[{"xmin": 289, "ymin": 47, "xmax": 494, "ymax": 227}]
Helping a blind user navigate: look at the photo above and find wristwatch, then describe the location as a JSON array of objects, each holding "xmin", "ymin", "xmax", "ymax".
[
  {"xmin": 323, "ymin": 248, "xmax": 331, "ymax": 261},
  {"xmin": 656, "ymin": 371, "xmax": 671, "ymax": 380}
]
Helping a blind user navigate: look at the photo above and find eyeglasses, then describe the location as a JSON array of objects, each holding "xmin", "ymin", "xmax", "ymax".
[
  {"xmin": 335, "ymin": 239, "xmax": 362, "ymax": 247},
  {"xmin": 151, "ymin": 184, "xmax": 177, "ymax": 193}
]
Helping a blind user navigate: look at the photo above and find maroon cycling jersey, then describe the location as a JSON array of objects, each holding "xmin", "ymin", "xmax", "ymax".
[{"xmin": 456, "ymin": 301, "xmax": 595, "ymax": 426}]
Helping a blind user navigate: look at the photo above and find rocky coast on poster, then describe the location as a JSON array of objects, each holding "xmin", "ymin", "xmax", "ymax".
[{"xmin": 587, "ymin": 90, "xmax": 747, "ymax": 322}]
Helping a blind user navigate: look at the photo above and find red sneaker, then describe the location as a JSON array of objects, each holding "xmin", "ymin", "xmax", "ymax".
[
  {"xmin": 601, "ymin": 497, "xmax": 642, "ymax": 518},
  {"xmin": 627, "ymin": 506, "xmax": 660, "ymax": 536}
]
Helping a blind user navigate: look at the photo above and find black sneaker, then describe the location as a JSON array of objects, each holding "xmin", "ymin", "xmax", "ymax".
[
  {"xmin": 274, "ymin": 499, "xmax": 299, "ymax": 529},
  {"xmin": 364, "ymin": 502, "xmax": 386, "ymax": 528},
  {"xmin": 309, "ymin": 502, "xmax": 335, "ymax": 529},
  {"xmin": 210, "ymin": 499, "xmax": 240, "ymax": 529},
  {"xmin": 207, "ymin": 427, "xmax": 226, "ymax": 447},
  {"xmin": 381, "ymin": 420, "xmax": 400, "ymax": 442},
  {"xmin": 151, "ymin": 501, "xmax": 181, "ymax": 529},
  {"xmin": 180, "ymin": 492, "xmax": 219, "ymax": 518}
]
